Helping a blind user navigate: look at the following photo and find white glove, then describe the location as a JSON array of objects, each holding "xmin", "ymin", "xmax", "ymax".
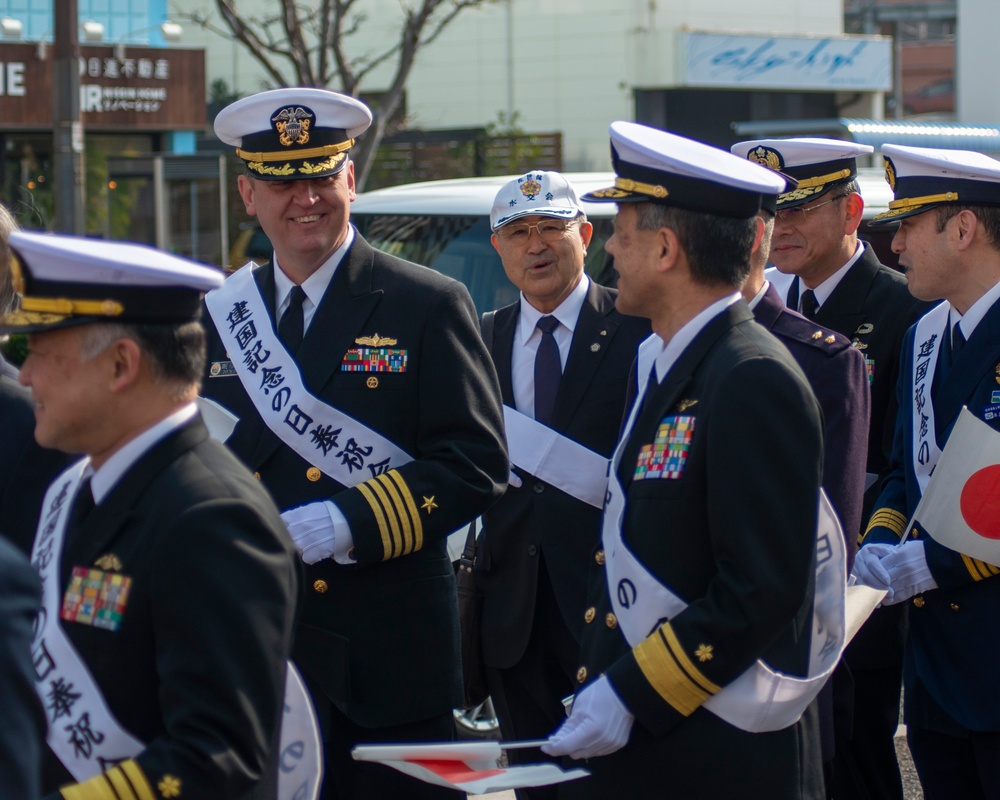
[
  {"xmin": 851, "ymin": 543, "xmax": 894, "ymax": 591},
  {"xmin": 542, "ymin": 675, "xmax": 634, "ymax": 759},
  {"xmin": 880, "ymin": 540, "xmax": 937, "ymax": 605},
  {"xmin": 281, "ymin": 501, "xmax": 337, "ymax": 564}
]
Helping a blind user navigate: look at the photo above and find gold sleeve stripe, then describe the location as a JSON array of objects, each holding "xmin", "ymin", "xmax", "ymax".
[
  {"xmin": 367, "ymin": 477, "xmax": 404, "ymax": 558},
  {"xmin": 106, "ymin": 767, "xmax": 136, "ymax": 800},
  {"xmin": 633, "ymin": 624, "xmax": 721, "ymax": 717},
  {"xmin": 864, "ymin": 509, "xmax": 908, "ymax": 539},
  {"xmin": 59, "ymin": 776, "xmax": 117, "ymax": 800},
  {"xmin": 387, "ymin": 469, "xmax": 424, "ymax": 553},
  {"xmin": 963, "ymin": 554, "xmax": 1000, "ymax": 581},
  {"xmin": 119, "ymin": 761, "xmax": 156, "ymax": 800},
  {"xmin": 358, "ymin": 482, "xmax": 394, "ymax": 560},
  {"xmin": 376, "ymin": 473, "xmax": 414, "ymax": 555},
  {"xmin": 662, "ymin": 624, "xmax": 722, "ymax": 695}
]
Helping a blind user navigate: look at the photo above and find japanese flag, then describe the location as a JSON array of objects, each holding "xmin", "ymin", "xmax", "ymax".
[{"xmin": 910, "ymin": 407, "xmax": 1000, "ymax": 566}]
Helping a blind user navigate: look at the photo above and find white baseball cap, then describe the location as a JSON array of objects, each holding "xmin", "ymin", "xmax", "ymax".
[{"xmin": 490, "ymin": 170, "xmax": 585, "ymax": 230}]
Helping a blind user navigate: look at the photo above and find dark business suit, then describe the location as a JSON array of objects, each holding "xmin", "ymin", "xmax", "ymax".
[
  {"xmin": 0, "ymin": 535, "xmax": 45, "ymax": 800},
  {"xmin": 476, "ymin": 282, "xmax": 648, "ymax": 793},
  {"xmin": 863, "ymin": 296, "xmax": 1000, "ymax": 798},
  {"xmin": 789, "ymin": 244, "xmax": 931, "ymax": 800},
  {"xmin": 202, "ymin": 232, "xmax": 508, "ymax": 798},
  {"xmin": 0, "ymin": 359, "xmax": 73, "ymax": 549},
  {"xmin": 34, "ymin": 417, "xmax": 298, "ymax": 800},
  {"xmin": 579, "ymin": 302, "xmax": 824, "ymax": 799}
]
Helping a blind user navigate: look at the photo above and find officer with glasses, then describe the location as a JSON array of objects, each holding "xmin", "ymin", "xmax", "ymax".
[
  {"xmin": 477, "ymin": 171, "xmax": 648, "ymax": 799},
  {"xmin": 732, "ymin": 138, "xmax": 932, "ymax": 800}
]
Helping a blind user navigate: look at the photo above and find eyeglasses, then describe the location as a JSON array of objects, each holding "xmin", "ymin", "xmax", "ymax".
[
  {"xmin": 775, "ymin": 194, "xmax": 848, "ymax": 223},
  {"xmin": 496, "ymin": 219, "xmax": 575, "ymax": 243}
]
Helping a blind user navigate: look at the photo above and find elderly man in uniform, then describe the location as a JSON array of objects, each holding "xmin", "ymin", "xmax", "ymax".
[
  {"xmin": 476, "ymin": 171, "xmax": 648, "ymax": 798},
  {"xmin": 204, "ymin": 88, "xmax": 508, "ymax": 799},
  {"xmin": 4, "ymin": 231, "xmax": 298, "ymax": 800},
  {"xmin": 543, "ymin": 122, "xmax": 832, "ymax": 799},
  {"xmin": 732, "ymin": 137, "xmax": 932, "ymax": 799},
  {"xmin": 853, "ymin": 145, "xmax": 1000, "ymax": 800}
]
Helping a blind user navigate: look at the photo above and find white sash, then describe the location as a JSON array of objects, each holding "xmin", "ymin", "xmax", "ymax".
[
  {"xmin": 31, "ymin": 459, "xmax": 145, "ymax": 780},
  {"xmin": 601, "ymin": 359, "xmax": 846, "ymax": 733},
  {"xmin": 911, "ymin": 301, "xmax": 950, "ymax": 494},
  {"xmin": 502, "ymin": 406, "xmax": 609, "ymax": 509},
  {"xmin": 206, "ymin": 265, "xmax": 412, "ymax": 486},
  {"xmin": 31, "ymin": 459, "xmax": 322, "ymax": 799}
]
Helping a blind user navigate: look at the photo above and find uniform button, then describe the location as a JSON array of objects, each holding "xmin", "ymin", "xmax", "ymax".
[
  {"xmin": 527, "ymin": 544, "xmax": 538, "ymax": 556},
  {"xmin": 584, "ymin": 607, "xmax": 596, "ymax": 624},
  {"xmin": 306, "ymin": 467, "xmax": 322, "ymax": 482},
  {"xmin": 313, "ymin": 580, "xmax": 328, "ymax": 593},
  {"xmin": 950, "ymin": 603, "xmax": 961, "ymax": 611},
  {"xmin": 576, "ymin": 667, "xmax": 588, "ymax": 684},
  {"xmin": 606, "ymin": 613, "xmax": 618, "ymax": 629},
  {"xmin": 533, "ymin": 481, "xmax": 545, "ymax": 494},
  {"xmin": 913, "ymin": 596, "xmax": 925, "ymax": 608},
  {"xmin": 595, "ymin": 550, "xmax": 606, "ymax": 566},
  {"xmin": 253, "ymin": 471, "xmax": 261, "ymax": 481}
]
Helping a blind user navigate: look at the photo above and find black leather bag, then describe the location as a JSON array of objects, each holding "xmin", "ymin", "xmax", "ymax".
[{"xmin": 455, "ymin": 518, "xmax": 489, "ymax": 709}]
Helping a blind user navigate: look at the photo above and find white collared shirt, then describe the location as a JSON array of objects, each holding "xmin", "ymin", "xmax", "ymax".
[
  {"xmin": 951, "ymin": 277, "xmax": 1000, "ymax": 342},
  {"xmin": 512, "ymin": 275, "xmax": 590, "ymax": 418},
  {"xmin": 273, "ymin": 225, "xmax": 356, "ymax": 332},
  {"xmin": 746, "ymin": 280, "xmax": 770, "ymax": 311},
  {"xmin": 90, "ymin": 403, "xmax": 199, "ymax": 503},
  {"xmin": 802, "ymin": 241, "xmax": 865, "ymax": 311},
  {"xmin": 652, "ymin": 293, "xmax": 742, "ymax": 384}
]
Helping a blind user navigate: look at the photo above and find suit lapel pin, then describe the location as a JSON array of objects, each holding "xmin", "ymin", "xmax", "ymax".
[
  {"xmin": 600, "ymin": 329, "xmax": 607, "ymax": 336},
  {"xmin": 591, "ymin": 343, "xmax": 601, "ymax": 352}
]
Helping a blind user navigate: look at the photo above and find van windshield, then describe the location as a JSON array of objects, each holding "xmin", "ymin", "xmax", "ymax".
[{"xmin": 352, "ymin": 213, "xmax": 617, "ymax": 314}]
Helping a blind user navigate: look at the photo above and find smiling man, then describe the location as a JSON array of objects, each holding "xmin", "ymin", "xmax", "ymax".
[
  {"xmin": 732, "ymin": 137, "xmax": 932, "ymax": 800},
  {"xmin": 476, "ymin": 171, "xmax": 647, "ymax": 798},
  {"xmin": 853, "ymin": 145, "xmax": 1000, "ymax": 800},
  {"xmin": 204, "ymin": 88, "xmax": 508, "ymax": 800}
]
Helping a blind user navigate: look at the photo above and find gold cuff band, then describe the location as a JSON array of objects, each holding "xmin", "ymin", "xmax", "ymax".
[
  {"xmin": 888, "ymin": 191, "xmax": 960, "ymax": 210},
  {"xmin": 237, "ymin": 140, "xmax": 355, "ymax": 163},
  {"xmin": 21, "ymin": 296, "xmax": 124, "ymax": 317},
  {"xmin": 615, "ymin": 177, "xmax": 670, "ymax": 199}
]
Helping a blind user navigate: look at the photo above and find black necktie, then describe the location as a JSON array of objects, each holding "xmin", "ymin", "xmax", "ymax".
[
  {"xmin": 278, "ymin": 286, "xmax": 306, "ymax": 353},
  {"xmin": 786, "ymin": 277, "xmax": 801, "ymax": 311},
  {"xmin": 67, "ymin": 477, "xmax": 95, "ymax": 543},
  {"xmin": 534, "ymin": 315, "xmax": 562, "ymax": 426},
  {"xmin": 953, "ymin": 324, "xmax": 966, "ymax": 357},
  {"xmin": 801, "ymin": 289, "xmax": 819, "ymax": 320}
]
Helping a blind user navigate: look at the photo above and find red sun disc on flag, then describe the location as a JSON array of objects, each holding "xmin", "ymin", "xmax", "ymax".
[{"xmin": 959, "ymin": 465, "xmax": 1000, "ymax": 540}]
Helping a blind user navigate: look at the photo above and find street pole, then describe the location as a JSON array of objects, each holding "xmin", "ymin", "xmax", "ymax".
[{"xmin": 54, "ymin": 0, "xmax": 85, "ymax": 234}]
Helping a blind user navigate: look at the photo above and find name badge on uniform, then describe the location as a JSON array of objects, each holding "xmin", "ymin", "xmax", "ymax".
[
  {"xmin": 209, "ymin": 359, "xmax": 238, "ymax": 378},
  {"xmin": 61, "ymin": 567, "xmax": 133, "ymax": 632},
  {"xmin": 634, "ymin": 415, "xmax": 695, "ymax": 480}
]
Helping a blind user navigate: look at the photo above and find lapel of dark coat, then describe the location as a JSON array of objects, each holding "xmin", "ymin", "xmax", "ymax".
[
  {"xmin": 550, "ymin": 282, "xmax": 621, "ymax": 431},
  {"xmin": 935, "ymin": 296, "xmax": 1000, "ymax": 439},
  {"xmin": 751, "ymin": 283, "xmax": 784, "ymax": 331},
  {"xmin": 812, "ymin": 243, "xmax": 880, "ymax": 337},
  {"xmin": 491, "ymin": 304, "xmax": 518, "ymax": 407},
  {"xmin": 62, "ymin": 418, "xmax": 209, "ymax": 575},
  {"xmin": 618, "ymin": 303, "xmax": 749, "ymax": 487},
  {"xmin": 246, "ymin": 235, "xmax": 383, "ymax": 467}
]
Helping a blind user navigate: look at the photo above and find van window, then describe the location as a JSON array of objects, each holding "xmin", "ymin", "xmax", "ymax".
[{"xmin": 352, "ymin": 213, "xmax": 617, "ymax": 314}]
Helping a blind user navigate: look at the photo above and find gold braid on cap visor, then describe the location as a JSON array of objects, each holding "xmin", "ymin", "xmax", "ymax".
[
  {"xmin": 614, "ymin": 177, "xmax": 670, "ymax": 199},
  {"xmin": 236, "ymin": 139, "xmax": 355, "ymax": 163},
  {"xmin": 20, "ymin": 296, "xmax": 125, "ymax": 316},
  {"xmin": 777, "ymin": 168, "xmax": 853, "ymax": 204},
  {"xmin": 888, "ymin": 191, "xmax": 960, "ymax": 211}
]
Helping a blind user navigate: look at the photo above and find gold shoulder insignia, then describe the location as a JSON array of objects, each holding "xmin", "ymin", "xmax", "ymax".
[
  {"xmin": 811, "ymin": 331, "xmax": 823, "ymax": 340},
  {"xmin": 94, "ymin": 553, "xmax": 123, "ymax": 572},
  {"xmin": 355, "ymin": 333, "xmax": 398, "ymax": 347},
  {"xmin": 677, "ymin": 399, "xmax": 698, "ymax": 412},
  {"xmin": 825, "ymin": 335, "xmax": 836, "ymax": 344}
]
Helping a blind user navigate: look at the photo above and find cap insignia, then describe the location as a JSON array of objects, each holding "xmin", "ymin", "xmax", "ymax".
[
  {"xmin": 519, "ymin": 178, "xmax": 542, "ymax": 200},
  {"xmin": 272, "ymin": 105, "xmax": 314, "ymax": 147},
  {"xmin": 884, "ymin": 157, "xmax": 896, "ymax": 191},
  {"xmin": 748, "ymin": 146, "xmax": 783, "ymax": 171}
]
